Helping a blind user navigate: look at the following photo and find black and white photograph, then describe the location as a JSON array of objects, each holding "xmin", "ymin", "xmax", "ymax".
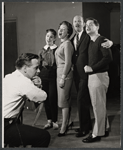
[{"xmin": 2, "ymin": 1, "xmax": 121, "ymax": 148}]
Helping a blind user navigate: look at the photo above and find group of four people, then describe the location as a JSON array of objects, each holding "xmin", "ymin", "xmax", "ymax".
[{"xmin": 4, "ymin": 15, "xmax": 113, "ymax": 147}]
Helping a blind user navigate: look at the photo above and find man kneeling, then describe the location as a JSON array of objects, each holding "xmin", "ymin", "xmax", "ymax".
[{"xmin": 4, "ymin": 53, "xmax": 50, "ymax": 147}]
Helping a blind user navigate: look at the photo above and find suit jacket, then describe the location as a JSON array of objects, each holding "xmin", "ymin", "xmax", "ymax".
[{"xmin": 71, "ymin": 30, "xmax": 90, "ymax": 80}]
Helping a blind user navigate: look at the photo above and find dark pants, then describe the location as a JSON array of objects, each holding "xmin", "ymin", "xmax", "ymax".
[
  {"xmin": 4, "ymin": 119, "xmax": 51, "ymax": 147},
  {"xmin": 42, "ymin": 79, "xmax": 58, "ymax": 122},
  {"xmin": 74, "ymin": 78, "xmax": 92, "ymax": 132}
]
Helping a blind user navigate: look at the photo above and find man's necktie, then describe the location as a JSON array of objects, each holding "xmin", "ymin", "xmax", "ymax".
[{"xmin": 76, "ymin": 33, "xmax": 79, "ymax": 50}]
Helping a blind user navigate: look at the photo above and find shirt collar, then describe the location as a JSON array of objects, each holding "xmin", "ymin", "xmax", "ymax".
[
  {"xmin": 14, "ymin": 70, "xmax": 27, "ymax": 78},
  {"xmin": 14, "ymin": 69, "xmax": 23, "ymax": 76},
  {"xmin": 44, "ymin": 44, "xmax": 57, "ymax": 50},
  {"xmin": 14, "ymin": 69, "xmax": 30, "ymax": 80},
  {"xmin": 76, "ymin": 30, "xmax": 83, "ymax": 39}
]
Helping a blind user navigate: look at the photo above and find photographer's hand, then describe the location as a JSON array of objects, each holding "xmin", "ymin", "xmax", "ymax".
[{"xmin": 32, "ymin": 76, "xmax": 42, "ymax": 88}]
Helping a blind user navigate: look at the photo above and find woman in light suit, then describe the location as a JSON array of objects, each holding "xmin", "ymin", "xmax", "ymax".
[{"xmin": 55, "ymin": 21, "xmax": 74, "ymax": 136}]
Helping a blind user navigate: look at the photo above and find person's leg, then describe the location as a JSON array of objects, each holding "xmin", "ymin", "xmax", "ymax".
[
  {"xmin": 49, "ymin": 79, "xmax": 58, "ymax": 123},
  {"xmin": 88, "ymin": 73, "xmax": 109, "ymax": 136},
  {"xmin": 57, "ymin": 77, "xmax": 73, "ymax": 135},
  {"xmin": 105, "ymin": 114, "xmax": 110, "ymax": 130},
  {"xmin": 67, "ymin": 106, "xmax": 74, "ymax": 129},
  {"xmin": 76, "ymin": 79, "xmax": 92, "ymax": 133},
  {"xmin": 42, "ymin": 80, "xmax": 51, "ymax": 120},
  {"xmin": 42, "ymin": 80, "xmax": 52, "ymax": 128},
  {"xmin": 60, "ymin": 107, "xmax": 69, "ymax": 133},
  {"xmin": 4, "ymin": 123, "xmax": 51, "ymax": 147},
  {"xmin": 82, "ymin": 72, "xmax": 110, "ymax": 143}
]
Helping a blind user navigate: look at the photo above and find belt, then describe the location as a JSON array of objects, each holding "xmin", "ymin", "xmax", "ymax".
[{"xmin": 4, "ymin": 118, "xmax": 17, "ymax": 127}]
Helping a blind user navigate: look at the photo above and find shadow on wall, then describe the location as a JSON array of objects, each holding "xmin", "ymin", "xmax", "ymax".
[{"xmin": 107, "ymin": 44, "xmax": 120, "ymax": 98}]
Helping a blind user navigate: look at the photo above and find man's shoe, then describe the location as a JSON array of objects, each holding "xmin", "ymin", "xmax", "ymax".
[
  {"xmin": 53, "ymin": 122, "xmax": 59, "ymax": 130},
  {"xmin": 101, "ymin": 131, "xmax": 109, "ymax": 137},
  {"xmin": 76, "ymin": 131, "xmax": 89, "ymax": 137},
  {"xmin": 43, "ymin": 122, "xmax": 53, "ymax": 129},
  {"xmin": 75, "ymin": 128, "xmax": 80, "ymax": 132},
  {"xmin": 82, "ymin": 134, "xmax": 101, "ymax": 143}
]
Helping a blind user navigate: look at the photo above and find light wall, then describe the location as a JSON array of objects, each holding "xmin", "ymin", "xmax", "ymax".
[{"xmin": 4, "ymin": 2, "xmax": 82, "ymax": 55}]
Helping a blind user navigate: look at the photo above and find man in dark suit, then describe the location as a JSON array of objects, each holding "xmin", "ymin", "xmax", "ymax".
[
  {"xmin": 71, "ymin": 15, "xmax": 92, "ymax": 137},
  {"xmin": 71, "ymin": 15, "xmax": 113, "ymax": 138}
]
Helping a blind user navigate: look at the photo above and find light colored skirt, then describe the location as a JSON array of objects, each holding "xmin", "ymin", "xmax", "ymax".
[{"xmin": 57, "ymin": 67, "xmax": 73, "ymax": 108}]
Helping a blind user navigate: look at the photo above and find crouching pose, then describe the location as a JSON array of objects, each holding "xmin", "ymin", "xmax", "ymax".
[{"xmin": 4, "ymin": 53, "xmax": 51, "ymax": 147}]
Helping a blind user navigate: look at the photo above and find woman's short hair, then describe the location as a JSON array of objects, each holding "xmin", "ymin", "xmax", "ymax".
[
  {"xmin": 15, "ymin": 53, "xmax": 39, "ymax": 69},
  {"xmin": 59, "ymin": 21, "xmax": 73, "ymax": 38}
]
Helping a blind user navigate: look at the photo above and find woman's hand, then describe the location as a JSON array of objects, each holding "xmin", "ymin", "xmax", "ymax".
[
  {"xmin": 32, "ymin": 76, "xmax": 42, "ymax": 88},
  {"xmin": 59, "ymin": 78, "xmax": 65, "ymax": 88}
]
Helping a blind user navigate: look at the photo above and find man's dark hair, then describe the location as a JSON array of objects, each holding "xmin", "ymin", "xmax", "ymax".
[
  {"xmin": 85, "ymin": 17, "xmax": 100, "ymax": 27},
  {"xmin": 15, "ymin": 53, "xmax": 39, "ymax": 69},
  {"xmin": 59, "ymin": 21, "xmax": 73, "ymax": 38}
]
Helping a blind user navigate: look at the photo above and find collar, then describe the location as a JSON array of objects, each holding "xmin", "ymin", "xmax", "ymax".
[
  {"xmin": 44, "ymin": 44, "xmax": 57, "ymax": 50},
  {"xmin": 14, "ymin": 69, "xmax": 24, "ymax": 76},
  {"xmin": 15, "ymin": 69, "xmax": 27, "ymax": 78},
  {"xmin": 76, "ymin": 30, "xmax": 83, "ymax": 39},
  {"xmin": 90, "ymin": 34, "xmax": 100, "ymax": 42}
]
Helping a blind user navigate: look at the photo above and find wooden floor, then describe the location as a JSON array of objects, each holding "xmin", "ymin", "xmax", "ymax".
[{"xmin": 23, "ymin": 94, "xmax": 120, "ymax": 148}]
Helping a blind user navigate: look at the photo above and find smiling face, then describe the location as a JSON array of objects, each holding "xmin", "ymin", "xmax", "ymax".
[
  {"xmin": 85, "ymin": 20, "xmax": 99, "ymax": 35},
  {"xmin": 73, "ymin": 16, "xmax": 85, "ymax": 32},
  {"xmin": 45, "ymin": 31, "xmax": 56, "ymax": 46},
  {"xmin": 58, "ymin": 24, "xmax": 68, "ymax": 40}
]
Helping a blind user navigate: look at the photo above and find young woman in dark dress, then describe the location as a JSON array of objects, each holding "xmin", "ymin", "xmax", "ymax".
[{"xmin": 38, "ymin": 29, "xmax": 58, "ymax": 130}]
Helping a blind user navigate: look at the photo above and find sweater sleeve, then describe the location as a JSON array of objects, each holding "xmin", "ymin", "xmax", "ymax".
[{"xmin": 91, "ymin": 37, "xmax": 113, "ymax": 72}]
